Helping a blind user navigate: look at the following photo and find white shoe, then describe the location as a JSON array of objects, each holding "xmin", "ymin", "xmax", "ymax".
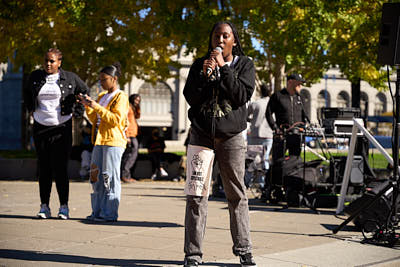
[
  {"xmin": 79, "ymin": 166, "xmax": 89, "ymax": 178},
  {"xmin": 160, "ymin": 168, "xmax": 168, "ymax": 177},
  {"xmin": 37, "ymin": 204, "xmax": 51, "ymax": 219},
  {"xmin": 58, "ymin": 205, "xmax": 69, "ymax": 220}
]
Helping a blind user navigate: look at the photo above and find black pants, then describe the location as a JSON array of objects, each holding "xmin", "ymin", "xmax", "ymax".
[
  {"xmin": 33, "ymin": 119, "xmax": 72, "ymax": 206},
  {"xmin": 149, "ymin": 152, "xmax": 163, "ymax": 174},
  {"xmin": 272, "ymin": 134, "xmax": 302, "ymax": 163},
  {"xmin": 120, "ymin": 137, "xmax": 139, "ymax": 178}
]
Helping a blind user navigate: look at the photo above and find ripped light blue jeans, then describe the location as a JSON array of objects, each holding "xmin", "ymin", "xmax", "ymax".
[{"xmin": 90, "ymin": 145, "xmax": 124, "ymax": 221}]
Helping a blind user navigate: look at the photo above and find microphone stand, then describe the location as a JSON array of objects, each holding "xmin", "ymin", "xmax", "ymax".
[
  {"xmin": 298, "ymin": 94, "xmax": 319, "ymax": 212},
  {"xmin": 391, "ymin": 66, "xmax": 399, "ymax": 238},
  {"xmin": 300, "ymin": 126, "xmax": 319, "ymax": 213}
]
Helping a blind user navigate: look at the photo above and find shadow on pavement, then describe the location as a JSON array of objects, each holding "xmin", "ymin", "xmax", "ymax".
[
  {"xmin": 124, "ymin": 186, "xmax": 185, "ymax": 191},
  {"xmin": 0, "ymin": 214, "xmax": 183, "ymax": 228},
  {"xmin": 0, "ymin": 214, "xmax": 38, "ymax": 220},
  {"xmin": 0, "ymin": 249, "xmax": 181, "ymax": 266},
  {"xmin": 247, "ymin": 199, "xmax": 336, "ymax": 215},
  {"xmin": 124, "ymin": 193, "xmax": 186, "ymax": 199},
  {"xmin": 321, "ymin": 223, "xmax": 359, "ymax": 232},
  {"xmin": 79, "ymin": 219, "xmax": 183, "ymax": 228},
  {"xmin": 0, "ymin": 249, "xmax": 237, "ymax": 267}
]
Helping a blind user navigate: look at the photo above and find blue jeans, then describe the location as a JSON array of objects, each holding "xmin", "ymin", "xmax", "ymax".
[
  {"xmin": 247, "ymin": 137, "xmax": 273, "ymax": 170},
  {"xmin": 90, "ymin": 145, "xmax": 124, "ymax": 221}
]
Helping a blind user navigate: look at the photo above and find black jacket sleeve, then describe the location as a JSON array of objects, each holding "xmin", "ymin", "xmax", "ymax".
[
  {"xmin": 219, "ymin": 57, "xmax": 255, "ymax": 106},
  {"xmin": 72, "ymin": 73, "xmax": 89, "ymax": 118},
  {"xmin": 266, "ymin": 92, "xmax": 277, "ymax": 130},
  {"xmin": 183, "ymin": 58, "xmax": 212, "ymax": 108},
  {"xmin": 73, "ymin": 73, "xmax": 89, "ymax": 96}
]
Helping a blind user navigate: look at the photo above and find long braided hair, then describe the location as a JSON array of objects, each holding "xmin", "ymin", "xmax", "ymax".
[{"xmin": 206, "ymin": 21, "xmax": 245, "ymax": 57}]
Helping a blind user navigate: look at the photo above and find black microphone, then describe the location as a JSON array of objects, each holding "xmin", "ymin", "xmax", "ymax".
[{"xmin": 206, "ymin": 47, "xmax": 222, "ymax": 76}]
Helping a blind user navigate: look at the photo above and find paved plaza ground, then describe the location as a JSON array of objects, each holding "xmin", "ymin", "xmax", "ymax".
[{"xmin": 0, "ymin": 180, "xmax": 399, "ymax": 266}]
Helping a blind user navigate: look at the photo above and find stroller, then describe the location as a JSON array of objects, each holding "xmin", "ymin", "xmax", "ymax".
[{"xmin": 245, "ymin": 145, "xmax": 267, "ymax": 199}]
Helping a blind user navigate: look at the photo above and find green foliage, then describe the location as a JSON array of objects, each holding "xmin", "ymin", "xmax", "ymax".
[
  {"xmin": 241, "ymin": 0, "xmax": 333, "ymax": 89},
  {"xmin": 0, "ymin": 0, "xmax": 181, "ymax": 86},
  {"xmin": 0, "ymin": 150, "xmax": 36, "ymax": 159},
  {"xmin": 326, "ymin": 0, "xmax": 391, "ymax": 90},
  {"xmin": 0, "ymin": 0, "xmax": 392, "ymax": 91},
  {"xmin": 301, "ymin": 151, "xmax": 390, "ymax": 169}
]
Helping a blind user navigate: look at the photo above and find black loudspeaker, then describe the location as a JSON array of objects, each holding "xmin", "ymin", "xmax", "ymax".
[
  {"xmin": 344, "ymin": 179, "xmax": 400, "ymax": 232},
  {"xmin": 329, "ymin": 155, "xmax": 364, "ymax": 185},
  {"xmin": 270, "ymin": 156, "xmax": 303, "ymax": 186},
  {"xmin": 377, "ymin": 3, "xmax": 400, "ymax": 66}
]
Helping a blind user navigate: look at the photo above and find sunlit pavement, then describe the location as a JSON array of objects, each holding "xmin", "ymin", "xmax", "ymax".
[{"xmin": 0, "ymin": 180, "xmax": 399, "ymax": 267}]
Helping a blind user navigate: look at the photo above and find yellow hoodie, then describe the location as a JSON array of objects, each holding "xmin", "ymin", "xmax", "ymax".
[{"xmin": 86, "ymin": 90, "xmax": 129, "ymax": 148}]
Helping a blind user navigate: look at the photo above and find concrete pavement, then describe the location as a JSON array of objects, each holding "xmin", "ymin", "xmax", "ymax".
[{"xmin": 0, "ymin": 180, "xmax": 399, "ymax": 267}]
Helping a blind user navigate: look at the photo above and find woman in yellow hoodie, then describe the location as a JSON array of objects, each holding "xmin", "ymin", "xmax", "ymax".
[{"xmin": 77, "ymin": 62, "xmax": 129, "ymax": 222}]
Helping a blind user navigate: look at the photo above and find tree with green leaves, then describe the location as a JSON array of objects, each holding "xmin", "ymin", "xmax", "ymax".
[
  {"xmin": 1, "ymin": 0, "xmax": 391, "ymax": 92},
  {"xmin": 240, "ymin": 1, "xmax": 334, "ymax": 92},
  {"xmin": 0, "ymin": 0, "xmax": 184, "ymax": 148},
  {"xmin": 325, "ymin": 0, "xmax": 393, "ymax": 108},
  {"xmin": 0, "ymin": 0, "xmax": 181, "ymax": 87}
]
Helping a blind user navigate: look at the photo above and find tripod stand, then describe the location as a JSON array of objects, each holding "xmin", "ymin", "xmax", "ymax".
[
  {"xmin": 299, "ymin": 128, "xmax": 320, "ymax": 213},
  {"xmin": 272, "ymin": 123, "xmax": 320, "ymax": 213},
  {"xmin": 332, "ymin": 67, "xmax": 400, "ymax": 247}
]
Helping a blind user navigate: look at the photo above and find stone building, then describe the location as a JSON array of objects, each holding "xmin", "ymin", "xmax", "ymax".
[{"xmin": 0, "ymin": 55, "xmax": 395, "ymax": 151}]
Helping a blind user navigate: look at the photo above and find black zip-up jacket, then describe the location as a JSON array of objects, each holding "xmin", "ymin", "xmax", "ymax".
[
  {"xmin": 24, "ymin": 68, "xmax": 89, "ymax": 118},
  {"xmin": 183, "ymin": 55, "xmax": 255, "ymax": 138},
  {"xmin": 265, "ymin": 88, "xmax": 306, "ymax": 131}
]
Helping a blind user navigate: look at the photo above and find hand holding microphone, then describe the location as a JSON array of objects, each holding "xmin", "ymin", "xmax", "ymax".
[{"xmin": 205, "ymin": 46, "xmax": 223, "ymax": 77}]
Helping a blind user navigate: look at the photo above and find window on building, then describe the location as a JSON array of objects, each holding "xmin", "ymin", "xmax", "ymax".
[
  {"xmin": 374, "ymin": 92, "xmax": 386, "ymax": 116},
  {"xmin": 317, "ymin": 90, "xmax": 330, "ymax": 109},
  {"xmin": 138, "ymin": 82, "xmax": 173, "ymax": 141},
  {"xmin": 138, "ymin": 82, "xmax": 172, "ymax": 116},
  {"xmin": 337, "ymin": 91, "xmax": 350, "ymax": 108}
]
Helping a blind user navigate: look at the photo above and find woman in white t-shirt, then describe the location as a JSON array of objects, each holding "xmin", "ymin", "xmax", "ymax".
[{"xmin": 24, "ymin": 48, "xmax": 89, "ymax": 220}]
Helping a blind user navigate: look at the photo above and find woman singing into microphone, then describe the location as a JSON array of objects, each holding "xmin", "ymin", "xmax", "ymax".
[{"xmin": 182, "ymin": 21, "xmax": 257, "ymax": 267}]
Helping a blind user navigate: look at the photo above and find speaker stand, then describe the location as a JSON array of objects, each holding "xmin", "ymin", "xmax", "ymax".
[{"xmin": 332, "ymin": 66, "xmax": 400, "ymax": 247}]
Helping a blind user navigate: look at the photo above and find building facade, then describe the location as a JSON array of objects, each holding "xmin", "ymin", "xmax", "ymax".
[
  {"xmin": 299, "ymin": 68, "xmax": 394, "ymax": 124},
  {"xmin": 0, "ymin": 58, "xmax": 395, "ymax": 151}
]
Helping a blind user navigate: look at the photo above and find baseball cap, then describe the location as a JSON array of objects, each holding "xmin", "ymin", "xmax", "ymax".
[{"xmin": 287, "ymin": 73, "xmax": 306, "ymax": 83}]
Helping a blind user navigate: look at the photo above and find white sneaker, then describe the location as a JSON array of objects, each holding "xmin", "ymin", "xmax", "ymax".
[
  {"xmin": 58, "ymin": 204, "xmax": 69, "ymax": 220},
  {"xmin": 37, "ymin": 204, "xmax": 51, "ymax": 219},
  {"xmin": 160, "ymin": 168, "xmax": 168, "ymax": 177},
  {"xmin": 79, "ymin": 166, "xmax": 89, "ymax": 178}
]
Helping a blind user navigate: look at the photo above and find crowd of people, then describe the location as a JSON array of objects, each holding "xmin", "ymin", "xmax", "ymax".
[{"xmin": 23, "ymin": 19, "xmax": 313, "ymax": 267}]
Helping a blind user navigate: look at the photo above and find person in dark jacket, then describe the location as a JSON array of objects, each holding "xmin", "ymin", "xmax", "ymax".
[
  {"xmin": 24, "ymin": 48, "xmax": 89, "ymax": 220},
  {"xmin": 182, "ymin": 21, "xmax": 257, "ymax": 267},
  {"xmin": 265, "ymin": 73, "xmax": 307, "ymax": 162}
]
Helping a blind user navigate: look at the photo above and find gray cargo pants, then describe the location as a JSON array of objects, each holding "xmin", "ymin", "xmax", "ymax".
[{"xmin": 184, "ymin": 128, "xmax": 252, "ymax": 262}]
